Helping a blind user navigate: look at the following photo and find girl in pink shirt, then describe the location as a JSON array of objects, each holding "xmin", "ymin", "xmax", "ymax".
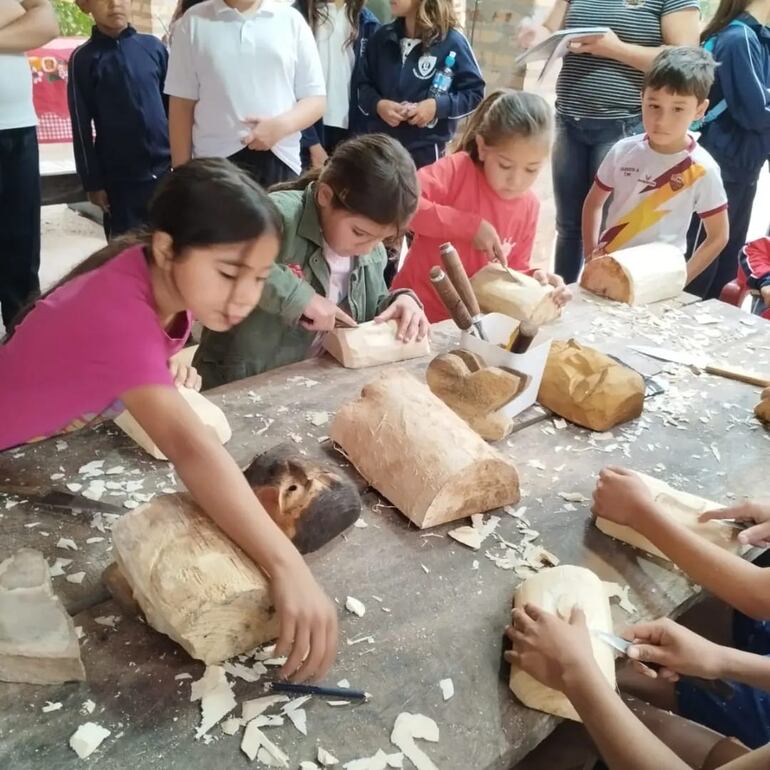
[
  {"xmin": 0, "ymin": 159, "xmax": 337, "ymax": 683},
  {"xmin": 392, "ymin": 90, "xmax": 573, "ymax": 322}
]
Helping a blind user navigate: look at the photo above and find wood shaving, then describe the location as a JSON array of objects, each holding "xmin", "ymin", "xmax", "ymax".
[
  {"xmin": 69, "ymin": 722, "xmax": 111, "ymax": 759},
  {"xmin": 82, "ymin": 481, "xmax": 106, "ymax": 501},
  {"xmin": 282, "ymin": 696, "xmax": 312, "ymax": 713},
  {"xmin": 77, "ymin": 460, "xmax": 104, "ymax": 477},
  {"xmin": 337, "ymin": 679, "xmax": 351, "ymax": 688},
  {"xmin": 353, "ymin": 519, "xmax": 368, "ymax": 528},
  {"xmin": 42, "ymin": 701, "xmax": 62, "ymax": 713},
  {"xmin": 558, "ymin": 492, "xmax": 589, "ymax": 503},
  {"xmin": 318, "ymin": 747, "xmax": 340, "ymax": 766},
  {"xmin": 81, "ymin": 700, "xmax": 96, "ymax": 715},
  {"xmin": 390, "ymin": 713, "xmax": 439, "ymax": 770},
  {"xmin": 286, "ymin": 708, "xmax": 307, "ymax": 735},
  {"xmin": 327, "ymin": 700, "xmax": 351, "ymax": 706},
  {"xmin": 345, "ymin": 596, "xmax": 366, "ymax": 617},
  {"xmin": 347, "ymin": 635, "xmax": 375, "ymax": 646},
  {"xmin": 421, "ymin": 564, "xmax": 430, "ymax": 574},
  {"xmin": 191, "ymin": 665, "xmax": 236, "ymax": 739},
  {"xmin": 94, "ymin": 615, "xmax": 119, "ymax": 628},
  {"xmin": 307, "ymin": 411, "xmax": 330, "ymax": 426},
  {"xmin": 527, "ymin": 460, "xmax": 546, "ymax": 470},
  {"xmin": 65, "ymin": 572, "xmax": 86, "ymax": 584},
  {"xmin": 710, "ymin": 444, "xmax": 721, "ymax": 463},
  {"xmin": 522, "ymin": 543, "xmax": 560, "ymax": 569},
  {"xmin": 85, "ymin": 537, "xmax": 105, "ymax": 544},
  {"xmin": 56, "ymin": 538, "xmax": 77, "ymax": 551},
  {"xmin": 603, "ymin": 581, "xmax": 638, "ymax": 616},
  {"xmin": 262, "ymin": 656, "xmax": 288, "ymax": 666},
  {"xmin": 220, "ymin": 717, "xmax": 242, "ymax": 735},
  {"xmin": 241, "ymin": 723, "xmax": 289, "ymax": 766},
  {"xmin": 241, "ymin": 695, "xmax": 289, "ymax": 722},
  {"xmin": 66, "ymin": 483, "xmax": 82, "ymax": 492},
  {"xmin": 300, "ymin": 764, "xmax": 320, "ymax": 770},
  {"xmin": 439, "ymin": 678, "xmax": 454, "ymax": 701},
  {"xmin": 343, "ymin": 750, "xmax": 403, "ymax": 770},
  {"xmin": 223, "ymin": 661, "xmax": 263, "ymax": 683}
]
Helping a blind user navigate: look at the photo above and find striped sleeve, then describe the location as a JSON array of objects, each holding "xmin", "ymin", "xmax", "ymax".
[{"xmin": 662, "ymin": 0, "xmax": 700, "ymax": 15}]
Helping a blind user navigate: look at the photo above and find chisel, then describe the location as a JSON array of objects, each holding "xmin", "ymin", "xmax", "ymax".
[{"xmin": 439, "ymin": 242, "xmax": 488, "ymax": 341}]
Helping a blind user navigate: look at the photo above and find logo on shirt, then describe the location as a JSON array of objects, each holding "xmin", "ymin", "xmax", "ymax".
[
  {"xmin": 670, "ymin": 174, "xmax": 685, "ymax": 192},
  {"xmin": 621, "ymin": 166, "xmax": 640, "ymax": 177},
  {"xmin": 414, "ymin": 54, "xmax": 438, "ymax": 80},
  {"xmin": 623, "ymin": 0, "xmax": 647, "ymax": 8}
]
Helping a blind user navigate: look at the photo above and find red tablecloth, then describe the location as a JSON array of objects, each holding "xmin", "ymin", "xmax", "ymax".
[{"xmin": 27, "ymin": 37, "xmax": 86, "ymax": 144}]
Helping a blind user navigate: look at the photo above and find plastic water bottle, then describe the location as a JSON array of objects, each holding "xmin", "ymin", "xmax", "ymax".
[{"xmin": 426, "ymin": 50, "xmax": 456, "ymax": 128}]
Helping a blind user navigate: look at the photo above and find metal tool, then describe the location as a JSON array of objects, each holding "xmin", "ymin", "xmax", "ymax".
[
  {"xmin": 0, "ymin": 485, "xmax": 124, "ymax": 515},
  {"xmin": 430, "ymin": 266, "xmax": 475, "ymax": 334},
  {"xmin": 591, "ymin": 629, "xmax": 735, "ymax": 700},
  {"xmin": 439, "ymin": 242, "xmax": 488, "ymax": 341},
  {"xmin": 605, "ymin": 353, "xmax": 666, "ymax": 400},
  {"xmin": 299, "ymin": 313, "xmax": 358, "ymax": 329},
  {"xmin": 629, "ymin": 345, "xmax": 770, "ymax": 388},
  {"xmin": 270, "ymin": 681, "xmax": 368, "ymax": 701}
]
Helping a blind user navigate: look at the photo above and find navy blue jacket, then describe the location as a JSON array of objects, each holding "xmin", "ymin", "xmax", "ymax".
[
  {"xmin": 67, "ymin": 26, "xmax": 170, "ymax": 191},
  {"xmin": 356, "ymin": 19, "xmax": 485, "ymax": 151},
  {"xmin": 302, "ymin": 6, "xmax": 380, "ymax": 149},
  {"xmin": 700, "ymin": 13, "xmax": 770, "ymax": 179}
]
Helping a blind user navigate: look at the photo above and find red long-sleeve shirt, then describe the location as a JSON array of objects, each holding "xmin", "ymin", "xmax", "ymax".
[
  {"xmin": 738, "ymin": 236, "xmax": 770, "ymax": 319},
  {"xmin": 392, "ymin": 151, "xmax": 540, "ymax": 323}
]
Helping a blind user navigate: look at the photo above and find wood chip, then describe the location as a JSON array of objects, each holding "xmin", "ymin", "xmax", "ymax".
[
  {"xmin": 220, "ymin": 717, "xmax": 242, "ymax": 735},
  {"xmin": 345, "ymin": 596, "xmax": 366, "ymax": 617},
  {"xmin": 603, "ymin": 581, "xmax": 638, "ymax": 616},
  {"xmin": 241, "ymin": 695, "xmax": 289, "ymax": 722},
  {"xmin": 190, "ymin": 665, "xmax": 237, "ymax": 738},
  {"xmin": 81, "ymin": 700, "xmax": 96, "ymax": 715},
  {"xmin": 69, "ymin": 722, "xmax": 111, "ymax": 759},
  {"xmin": 65, "ymin": 572, "xmax": 86, "ymax": 584},
  {"xmin": 307, "ymin": 411, "xmax": 330, "ymax": 426},
  {"xmin": 94, "ymin": 615, "xmax": 119, "ymax": 628},
  {"xmin": 286, "ymin": 708, "xmax": 307, "ymax": 735},
  {"xmin": 318, "ymin": 747, "xmax": 339, "ymax": 766},
  {"xmin": 439, "ymin": 678, "xmax": 454, "ymax": 701},
  {"xmin": 56, "ymin": 538, "xmax": 77, "ymax": 551},
  {"xmin": 241, "ymin": 722, "xmax": 289, "ymax": 766},
  {"xmin": 282, "ymin": 695, "xmax": 312, "ymax": 714},
  {"xmin": 558, "ymin": 492, "xmax": 589, "ymax": 503},
  {"xmin": 42, "ymin": 701, "xmax": 62, "ymax": 713},
  {"xmin": 223, "ymin": 661, "xmax": 263, "ymax": 683},
  {"xmin": 390, "ymin": 713, "xmax": 439, "ymax": 770},
  {"xmin": 353, "ymin": 519, "xmax": 368, "ymax": 528}
]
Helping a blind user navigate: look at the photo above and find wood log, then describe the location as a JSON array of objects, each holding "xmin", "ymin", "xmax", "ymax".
[
  {"xmin": 110, "ymin": 493, "xmax": 278, "ymax": 664},
  {"xmin": 755, "ymin": 398, "xmax": 770, "ymax": 424},
  {"xmin": 580, "ymin": 242, "xmax": 686, "ymax": 306},
  {"xmin": 114, "ymin": 386, "xmax": 231, "ymax": 460},
  {"xmin": 425, "ymin": 350, "xmax": 525, "ymax": 441},
  {"xmin": 0, "ymin": 548, "xmax": 85, "ymax": 684},
  {"xmin": 329, "ymin": 368, "xmax": 520, "ymax": 529},
  {"xmin": 595, "ymin": 471, "xmax": 745, "ymax": 560},
  {"xmin": 470, "ymin": 264, "xmax": 562, "ymax": 325},
  {"xmin": 538, "ymin": 339, "xmax": 644, "ymax": 432},
  {"xmin": 509, "ymin": 565, "xmax": 615, "ymax": 721},
  {"xmin": 322, "ymin": 320, "xmax": 431, "ymax": 369},
  {"xmin": 244, "ymin": 443, "xmax": 362, "ymax": 554}
]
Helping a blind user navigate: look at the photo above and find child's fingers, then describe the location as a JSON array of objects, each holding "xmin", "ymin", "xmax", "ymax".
[
  {"xmin": 416, "ymin": 315, "xmax": 430, "ymax": 340},
  {"xmin": 395, "ymin": 309, "xmax": 412, "ymax": 341},
  {"xmin": 283, "ymin": 623, "xmax": 312, "ymax": 683},
  {"xmin": 334, "ymin": 308, "xmax": 358, "ymax": 328},
  {"xmin": 403, "ymin": 313, "xmax": 421, "ymax": 343},
  {"xmin": 738, "ymin": 521, "xmax": 770, "ymax": 547},
  {"xmin": 631, "ymin": 660, "xmax": 659, "ymax": 679},
  {"xmin": 275, "ymin": 611, "xmax": 296, "ymax": 662}
]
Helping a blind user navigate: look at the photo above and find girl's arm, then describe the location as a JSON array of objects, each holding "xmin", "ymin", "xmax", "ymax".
[
  {"xmin": 569, "ymin": 8, "xmax": 700, "ymax": 72},
  {"xmin": 121, "ymin": 385, "xmax": 338, "ymax": 682},
  {"xmin": 593, "ymin": 467, "xmax": 770, "ymax": 620},
  {"xmin": 0, "ymin": 0, "xmax": 58, "ymax": 53},
  {"xmin": 581, "ymin": 182, "xmax": 611, "ymax": 258},
  {"xmin": 714, "ymin": 28, "xmax": 770, "ymax": 131},
  {"xmin": 686, "ymin": 209, "xmax": 729, "ymax": 284},
  {"xmin": 0, "ymin": 0, "xmax": 24, "ymax": 28},
  {"xmin": 409, "ymin": 160, "xmax": 483, "ymax": 242},
  {"xmin": 432, "ymin": 37, "xmax": 485, "ymax": 124},
  {"xmin": 169, "ymin": 97, "xmax": 196, "ymax": 168}
]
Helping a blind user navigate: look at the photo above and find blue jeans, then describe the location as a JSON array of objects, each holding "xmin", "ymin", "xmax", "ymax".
[{"xmin": 552, "ymin": 113, "xmax": 642, "ymax": 283}]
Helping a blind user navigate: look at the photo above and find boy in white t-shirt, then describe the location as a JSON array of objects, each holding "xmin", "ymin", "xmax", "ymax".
[
  {"xmin": 582, "ymin": 47, "xmax": 729, "ymax": 287},
  {"xmin": 165, "ymin": 0, "xmax": 326, "ymax": 186}
]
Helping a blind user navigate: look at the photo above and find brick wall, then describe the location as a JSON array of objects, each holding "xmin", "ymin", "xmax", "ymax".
[{"xmin": 131, "ymin": 0, "xmax": 176, "ymax": 35}]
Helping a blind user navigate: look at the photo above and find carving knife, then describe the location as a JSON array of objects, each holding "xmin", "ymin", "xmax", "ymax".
[
  {"xmin": 0, "ymin": 485, "xmax": 125, "ymax": 515},
  {"xmin": 629, "ymin": 345, "xmax": 770, "ymax": 388},
  {"xmin": 439, "ymin": 242, "xmax": 488, "ymax": 341},
  {"xmin": 591, "ymin": 629, "xmax": 735, "ymax": 700}
]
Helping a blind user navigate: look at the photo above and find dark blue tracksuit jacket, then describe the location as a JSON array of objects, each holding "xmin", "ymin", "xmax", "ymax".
[
  {"xmin": 302, "ymin": 6, "xmax": 380, "ymax": 151},
  {"xmin": 356, "ymin": 19, "xmax": 485, "ymax": 158},
  {"xmin": 700, "ymin": 13, "xmax": 770, "ymax": 181},
  {"xmin": 67, "ymin": 26, "xmax": 170, "ymax": 192}
]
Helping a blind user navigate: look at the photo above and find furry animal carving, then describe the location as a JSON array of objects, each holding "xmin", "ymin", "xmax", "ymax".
[{"xmin": 244, "ymin": 443, "xmax": 362, "ymax": 553}]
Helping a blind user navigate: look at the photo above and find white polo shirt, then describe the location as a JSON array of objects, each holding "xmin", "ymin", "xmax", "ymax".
[
  {"xmin": 165, "ymin": 0, "xmax": 325, "ymax": 174},
  {"xmin": 315, "ymin": 4, "xmax": 354, "ymax": 129}
]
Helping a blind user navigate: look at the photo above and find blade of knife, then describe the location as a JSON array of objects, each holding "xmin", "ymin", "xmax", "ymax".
[
  {"xmin": 628, "ymin": 345, "xmax": 704, "ymax": 368},
  {"xmin": 0, "ymin": 487, "xmax": 124, "ymax": 515},
  {"xmin": 591, "ymin": 629, "xmax": 735, "ymax": 700}
]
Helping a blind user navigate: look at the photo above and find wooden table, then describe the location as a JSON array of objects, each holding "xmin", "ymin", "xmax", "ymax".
[{"xmin": 1, "ymin": 292, "xmax": 768, "ymax": 769}]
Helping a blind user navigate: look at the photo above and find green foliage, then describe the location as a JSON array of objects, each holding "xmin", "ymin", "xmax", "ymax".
[{"xmin": 52, "ymin": 0, "xmax": 92, "ymax": 37}]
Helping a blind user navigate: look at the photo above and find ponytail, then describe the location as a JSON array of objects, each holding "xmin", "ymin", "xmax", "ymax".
[{"xmin": 701, "ymin": 0, "xmax": 751, "ymax": 43}]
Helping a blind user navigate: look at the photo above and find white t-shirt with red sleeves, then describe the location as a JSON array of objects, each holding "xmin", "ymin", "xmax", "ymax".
[{"xmin": 595, "ymin": 133, "xmax": 727, "ymax": 254}]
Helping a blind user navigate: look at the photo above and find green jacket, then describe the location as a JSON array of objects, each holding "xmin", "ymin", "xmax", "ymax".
[{"xmin": 195, "ymin": 184, "xmax": 414, "ymax": 388}]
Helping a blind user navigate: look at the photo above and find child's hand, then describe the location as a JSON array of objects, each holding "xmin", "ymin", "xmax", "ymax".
[
  {"xmin": 532, "ymin": 270, "xmax": 573, "ymax": 308},
  {"xmin": 271, "ymin": 557, "xmax": 338, "ymax": 682},
  {"xmin": 301, "ymin": 293, "xmax": 358, "ymax": 332},
  {"xmin": 622, "ymin": 618, "xmax": 725, "ymax": 683},
  {"xmin": 241, "ymin": 116, "xmax": 289, "ymax": 151},
  {"xmin": 377, "ymin": 100, "xmax": 407, "ymax": 128},
  {"xmin": 408, "ymin": 99, "xmax": 438, "ymax": 128},
  {"xmin": 761, "ymin": 285, "xmax": 770, "ymax": 307},
  {"xmin": 88, "ymin": 189, "xmax": 110, "ymax": 211},
  {"xmin": 309, "ymin": 143, "xmax": 328, "ymax": 169},
  {"xmin": 700, "ymin": 500, "xmax": 770, "ymax": 548},
  {"xmin": 591, "ymin": 466, "xmax": 655, "ymax": 527},
  {"xmin": 473, "ymin": 219, "xmax": 505, "ymax": 264},
  {"xmin": 504, "ymin": 604, "xmax": 596, "ymax": 692},
  {"xmin": 375, "ymin": 295, "xmax": 430, "ymax": 343},
  {"xmin": 170, "ymin": 361, "xmax": 202, "ymax": 391}
]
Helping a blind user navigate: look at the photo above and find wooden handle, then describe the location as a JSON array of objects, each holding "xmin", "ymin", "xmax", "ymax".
[
  {"xmin": 510, "ymin": 321, "xmax": 539, "ymax": 354},
  {"xmin": 440, "ymin": 243, "xmax": 481, "ymax": 318},
  {"xmin": 705, "ymin": 364, "xmax": 770, "ymax": 388},
  {"xmin": 430, "ymin": 266, "xmax": 473, "ymax": 331}
]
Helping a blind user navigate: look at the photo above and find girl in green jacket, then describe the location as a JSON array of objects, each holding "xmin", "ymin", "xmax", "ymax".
[{"xmin": 195, "ymin": 134, "xmax": 429, "ymax": 388}]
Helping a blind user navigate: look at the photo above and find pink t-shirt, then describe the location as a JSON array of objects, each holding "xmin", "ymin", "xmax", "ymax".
[{"xmin": 0, "ymin": 245, "xmax": 192, "ymax": 451}]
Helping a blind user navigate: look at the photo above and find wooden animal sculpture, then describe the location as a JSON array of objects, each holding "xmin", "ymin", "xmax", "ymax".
[{"xmin": 244, "ymin": 443, "xmax": 362, "ymax": 554}]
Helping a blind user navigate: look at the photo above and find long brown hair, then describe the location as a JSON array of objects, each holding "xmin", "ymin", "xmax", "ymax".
[
  {"xmin": 701, "ymin": 0, "xmax": 751, "ymax": 42},
  {"xmin": 5, "ymin": 159, "xmax": 281, "ymax": 339},
  {"xmin": 455, "ymin": 89, "xmax": 553, "ymax": 162},
  {"xmin": 295, "ymin": 0, "xmax": 365, "ymax": 47},
  {"xmin": 413, "ymin": 0, "xmax": 458, "ymax": 47},
  {"xmin": 271, "ymin": 134, "xmax": 419, "ymax": 232}
]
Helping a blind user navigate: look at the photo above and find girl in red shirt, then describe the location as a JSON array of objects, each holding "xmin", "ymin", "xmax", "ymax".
[{"xmin": 392, "ymin": 89, "xmax": 572, "ymax": 322}]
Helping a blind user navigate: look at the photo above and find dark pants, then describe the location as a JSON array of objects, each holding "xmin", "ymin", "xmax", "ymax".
[
  {"xmin": 228, "ymin": 147, "xmax": 297, "ymax": 189},
  {"xmin": 104, "ymin": 176, "xmax": 164, "ymax": 239},
  {"xmin": 686, "ymin": 171, "xmax": 758, "ymax": 300},
  {"xmin": 0, "ymin": 126, "xmax": 40, "ymax": 330},
  {"xmin": 301, "ymin": 125, "xmax": 349, "ymax": 170},
  {"xmin": 552, "ymin": 112, "xmax": 643, "ymax": 283},
  {"xmin": 409, "ymin": 143, "xmax": 444, "ymax": 170}
]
